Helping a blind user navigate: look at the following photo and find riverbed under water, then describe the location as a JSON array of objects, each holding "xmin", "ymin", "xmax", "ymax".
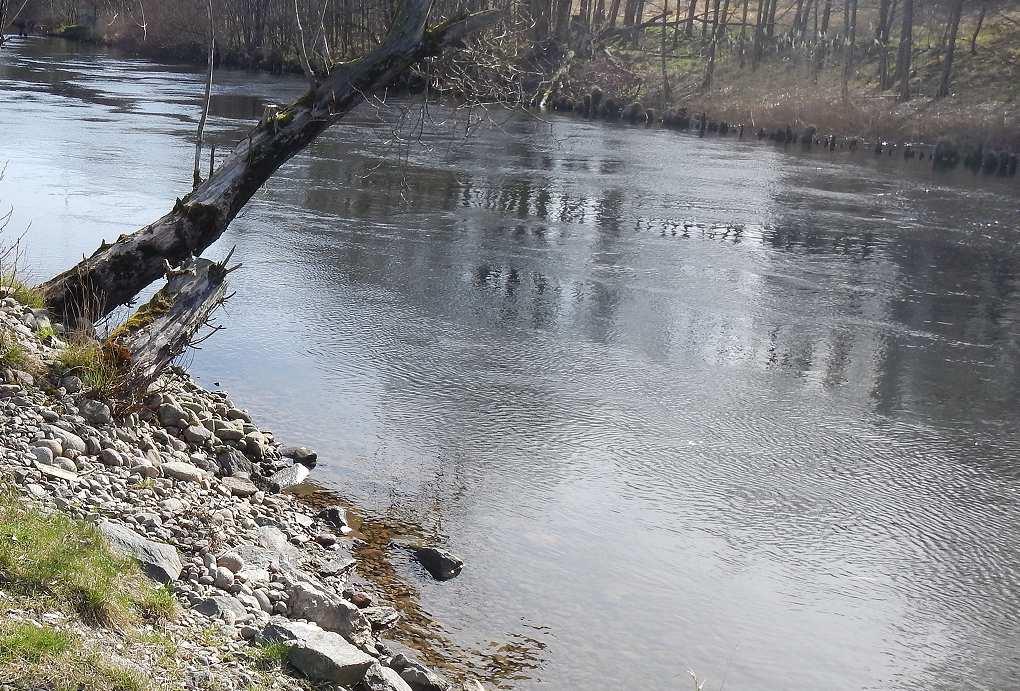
[{"xmin": 3, "ymin": 36, "xmax": 1020, "ymax": 691}]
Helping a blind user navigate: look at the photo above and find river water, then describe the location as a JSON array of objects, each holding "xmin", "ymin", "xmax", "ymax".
[{"xmin": 3, "ymin": 36, "xmax": 1020, "ymax": 691}]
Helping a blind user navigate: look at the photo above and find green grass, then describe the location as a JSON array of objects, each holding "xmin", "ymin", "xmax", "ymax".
[
  {"xmin": 0, "ymin": 488, "xmax": 170, "ymax": 626},
  {"xmin": 0, "ymin": 621, "xmax": 147, "ymax": 690},
  {"xmin": 53, "ymin": 337, "xmax": 122, "ymax": 396},
  {"xmin": 2, "ymin": 274, "xmax": 47, "ymax": 309},
  {"xmin": 0, "ymin": 327, "xmax": 32, "ymax": 370},
  {"xmin": 0, "ymin": 621, "xmax": 72, "ymax": 664},
  {"xmin": 249, "ymin": 641, "xmax": 290, "ymax": 668},
  {"xmin": 136, "ymin": 584, "xmax": 177, "ymax": 623}
]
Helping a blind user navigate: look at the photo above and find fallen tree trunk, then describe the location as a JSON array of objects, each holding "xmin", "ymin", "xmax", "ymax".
[
  {"xmin": 106, "ymin": 256, "xmax": 234, "ymax": 393},
  {"xmin": 38, "ymin": 1, "xmax": 501, "ymax": 325}
]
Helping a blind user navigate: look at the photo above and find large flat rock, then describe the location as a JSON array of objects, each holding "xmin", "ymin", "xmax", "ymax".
[
  {"xmin": 263, "ymin": 618, "xmax": 374, "ymax": 686},
  {"xmin": 99, "ymin": 519, "xmax": 183, "ymax": 584}
]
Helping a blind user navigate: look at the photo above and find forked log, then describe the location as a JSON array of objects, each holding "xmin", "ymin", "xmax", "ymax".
[
  {"xmin": 38, "ymin": 1, "xmax": 502, "ymax": 325},
  {"xmin": 106, "ymin": 256, "xmax": 234, "ymax": 392}
]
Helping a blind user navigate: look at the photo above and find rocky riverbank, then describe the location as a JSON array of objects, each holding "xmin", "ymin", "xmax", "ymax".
[{"xmin": 0, "ymin": 291, "xmax": 475, "ymax": 691}]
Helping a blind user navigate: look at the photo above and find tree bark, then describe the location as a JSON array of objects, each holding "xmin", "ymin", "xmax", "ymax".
[
  {"xmin": 765, "ymin": 0, "xmax": 778, "ymax": 38},
  {"xmin": 738, "ymin": 0, "xmax": 749, "ymax": 66},
  {"xmin": 752, "ymin": 0, "xmax": 767, "ymax": 67},
  {"xmin": 937, "ymin": 0, "xmax": 963, "ymax": 98},
  {"xmin": 969, "ymin": 1, "xmax": 985, "ymax": 55},
  {"xmin": 684, "ymin": 0, "xmax": 697, "ymax": 36},
  {"xmin": 608, "ymin": 0, "xmax": 624, "ymax": 27},
  {"xmin": 841, "ymin": 0, "xmax": 857, "ymax": 104},
  {"xmin": 876, "ymin": 0, "xmax": 891, "ymax": 89},
  {"xmin": 895, "ymin": 0, "xmax": 914, "ymax": 100},
  {"xmin": 701, "ymin": 0, "xmax": 729, "ymax": 92},
  {"xmin": 39, "ymin": 2, "xmax": 501, "ymax": 325},
  {"xmin": 108, "ymin": 257, "xmax": 233, "ymax": 393}
]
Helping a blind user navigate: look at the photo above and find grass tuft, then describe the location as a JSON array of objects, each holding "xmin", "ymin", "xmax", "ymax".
[
  {"xmin": 0, "ymin": 621, "xmax": 72, "ymax": 664},
  {"xmin": 0, "ymin": 488, "xmax": 173, "ymax": 627},
  {"xmin": 247, "ymin": 641, "xmax": 291, "ymax": 670},
  {"xmin": 53, "ymin": 335, "xmax": 122, "ymax": 396},
  {"xmin": 1, "ymin": 274, "xmax": 47, "ymax": 309},
  {"xmin": 0, "ymin": 621, "xmax": 147, "ymax": 690},
  {"xmin": 136, "ymin": 584, "xmax": 177, "ymax": 623},
  {"xmin": 0, "ymin": 327, "xmax": 32, "ymax": 370}
]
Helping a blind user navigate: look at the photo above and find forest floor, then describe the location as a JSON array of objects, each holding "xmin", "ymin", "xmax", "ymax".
[{"xmin": 561, "ymin": 9, "xmax": 1020, "ymax": 147}]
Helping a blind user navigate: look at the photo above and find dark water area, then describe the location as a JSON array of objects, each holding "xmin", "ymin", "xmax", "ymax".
[{"xmin": 3, "ymin": 36, "xmax": 1020, "ymax": 691}]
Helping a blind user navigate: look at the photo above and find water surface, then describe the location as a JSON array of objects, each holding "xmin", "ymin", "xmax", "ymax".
[{"xmin": 3, "ymin": 36, "xmax": 1020, "ymax": 691}]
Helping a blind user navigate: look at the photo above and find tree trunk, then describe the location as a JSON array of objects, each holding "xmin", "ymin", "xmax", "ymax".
[
  {"xmin": 752, "ymin": 0, "xmax": 766, "ymax": 67},
  {"xmin": 799, "ymin": 0, "xmax": 814, "ymax": 40},
  {"xmin": 969, "ymin": 1, "xmax": 985, "ymax": 55},
  {"xmin": 738, "ymin": 0, "xmax": 749, "ymax": 66},
  {"xmin": 530, "ymin": 0, "xmax": 551, "ymax": 39},
  {"xmin": 937, "ymin": 0, "xmax": 963, "ymax": 97},
  {"xmin": 608, "ymin": 0, "xmax": 624, "ymax": 27},
  {"xmin": 108, "ymin": 257, "xmax": 233, "ymax": 393},
  {"xmin": 841, "ymin": 0, "xmax": 856, "ymax": 104},
  {"xmin": 876, "ymin": 0, "xmax": 890, "ymax": 89},
  {"xmin": 660, "ymin": 0, "xmax": 671, "ymax": 106},
  {"xmin": 766, "ymin": 0, "xmax": 778, "ymax": 39},
  {"xmin": 554, "ymin": 0, "xmax": 572, "ymax": 40},
  {"xmin": 681, "ymin": 0, "xmax": 697, "ymax": 35},
  {"xmin": 38, "ymin": 2, "xmax": 501, "ymax": 324},
  {"xmin": 701, "ymin": 0, "xmax": 729, "ymax": 91},
  {"xmin": 895, "ymin": 0, "xmax": 913, "ymax": 100}
]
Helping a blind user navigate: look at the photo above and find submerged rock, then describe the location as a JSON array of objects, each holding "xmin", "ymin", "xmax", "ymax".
[
  {"xmin": 392, "ymin": 539, "xmax": 464, "ymax": 581},
  {"xmin": 389, "ymin": 653, "xmax": 453, "ymax": 691},
  {"xmin": 278, "ymin": 445, "xmax": 317, "ymax": 465},
  {"xmin": 318, "ymin": 505, "xmax": 352, "ymax": 533}
]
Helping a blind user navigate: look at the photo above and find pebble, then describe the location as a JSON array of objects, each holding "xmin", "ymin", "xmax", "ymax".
[{"xmin": 0, "ymin": 300, "xmax": 459, "ymax": 691}]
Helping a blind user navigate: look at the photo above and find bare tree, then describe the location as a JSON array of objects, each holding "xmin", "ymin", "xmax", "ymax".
[
  {"xmin": 937, "ymin": 0, "xmax": 964, "ymax": 97},
  {"xmin": 895, "ymin": 0, "xmax": 914, "ymax": 100},
  {"xmin": 38, "ymin": 0, "xmax": 502, "ymax": 324},
  {"xmin": 970, "ymin": 0, "xmax": 986, "ymax": 54},
  {"xmin": 193, "ymin": 0, "xmax": 215, "ymax": 188}
]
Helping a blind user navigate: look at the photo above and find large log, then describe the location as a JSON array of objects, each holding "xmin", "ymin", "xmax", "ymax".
[
  {"xmin": 38, "ymin": 2, "xmax": 502, "ymax": 325},
  {"xmin": 106, "ymin": 256, "xmax": 232, "ymax": 392}
]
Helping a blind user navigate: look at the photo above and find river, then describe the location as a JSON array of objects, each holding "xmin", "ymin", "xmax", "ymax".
[{"xmin": 3, "ymin": 36, "xmax": 1020, "ymax": 691}]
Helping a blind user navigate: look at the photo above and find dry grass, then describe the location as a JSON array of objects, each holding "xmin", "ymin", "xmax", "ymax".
[
  {"xmin": 0, "ymin": 620, "xmax": 147, "ymax": 691},
  {"xmin": 52, "ymin": 333, "xmax": 124, "ymax": 397},
  {"xmin": 1, "ymin": 274, "xmax": 46, "ymax": 310},
  {"xmin": 571, "ymin": 9, "xmax": 1020, "ymax": 146},
  {"xmin": 0, "ymin": 326, "xmax": 32, "ymax": 370},
  {"xmin": 0, "ymin": 487, "xmax": 175, "ymax": 627}
]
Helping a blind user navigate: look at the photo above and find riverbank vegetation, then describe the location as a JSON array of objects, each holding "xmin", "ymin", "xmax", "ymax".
[
  {"xmin": 5, "ymin": 0, "xmax": 1019, "ymax": 147},
  {"xmin": 0, "ymin": 487, "xmax": 177, "ymax": 689}
]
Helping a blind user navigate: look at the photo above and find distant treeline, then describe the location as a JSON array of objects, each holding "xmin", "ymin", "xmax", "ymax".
[{"xmin": 3, "ymin": 0, "xmax": 1015, "ymax": 105}]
